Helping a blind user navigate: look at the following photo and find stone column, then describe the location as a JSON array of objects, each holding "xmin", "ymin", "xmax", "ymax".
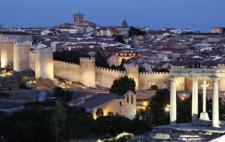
[
  {"xmin": 170, "ymin": 77, "xmax": 177, "ymax": 124},
  {"xmin": 192, "ymin": 77, "xmax": 198, "ymax": 121},
  {"xmin": 199, "ymin": 80, "xmax": 209, "ymax": 121},
  {"xmin": 212, "ymin": 77, "xmax": 220, "ymax": 128}
]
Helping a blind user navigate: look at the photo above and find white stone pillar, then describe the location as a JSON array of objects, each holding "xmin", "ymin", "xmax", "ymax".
[
  {"xmin": 212, "ymin": 77, "xmax": 220, "ymax": 128},
  {"xmin": 192, "ymin": 77, "xmax": 198, "ymax": 121},
  {"xmin": 199, "ymin": 80, "xmax": 209, "ymax": 121},
  {"xmin": 170, "ymin": 77, "xmax": 177, "ymax": 124}
]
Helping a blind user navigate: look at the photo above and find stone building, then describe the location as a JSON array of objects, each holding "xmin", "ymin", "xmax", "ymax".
[{"xmin": 69, "ymin": 91, "xmax": 136, "ymax": 119}]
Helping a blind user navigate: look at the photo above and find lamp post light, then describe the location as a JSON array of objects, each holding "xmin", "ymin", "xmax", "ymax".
[{"xmin": 164, "ymin": 104, "xmax": 170, "ymax": 112}]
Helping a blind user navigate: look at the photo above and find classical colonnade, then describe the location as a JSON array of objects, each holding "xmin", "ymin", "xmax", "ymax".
[{"xmin": 169, "ymin": 67, "xmax": 225, "ymax": 128}]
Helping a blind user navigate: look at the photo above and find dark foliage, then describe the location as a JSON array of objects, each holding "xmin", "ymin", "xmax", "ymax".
[
  {"xmin": 53, "ymin": 51, "xmax": 89, "ymax": 64},
  {"xmin": 114, "ymin": 35, "xmax": 125, "ymax": 44},
  {"xmin": 150, "ymin": 85, "xmax": 158, "ymax": 90},
  {"xmin": 0, "ymin": 105, "xmax": 149, "ymax": 142},
  {"xmin": 149, "ymin": 89, "xmax": 170, "ymax": 126},
  {"xmin": 0, "ymin": 92, "xmax": 10, "ymax": 98},
  {"xmin": 110, "ymin": 76, "xmax": 136, "ymax": 96},
  {"xmin": 128, "ymin": 27, "xmax": 146, "ymax": 37},
  {"xmin": 53, "ymin": 87, "xmax": 73, "ymax": 103},
  {"xmin": 19, "ymin": 82, "xmax": 30, "ymax": 89},
  {"xmin": 0, "ymin": 108, "xmax": 55, "ymax": 142}
]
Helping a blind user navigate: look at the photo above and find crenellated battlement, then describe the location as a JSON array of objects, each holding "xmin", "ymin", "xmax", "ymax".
[
  {"xmin": 0, "ymin": 34, "xmax": 172, "ymax": 91},
  {"xmin": 96, "ymin": 66, "xmax": 125, "ymax": 74},
  {"xmin": 0, "ymin": 36, "xmax": 15, "ymax": 43},
  {"xmin": 218, "ymin": 64, "xmax": 225, "ymax": 69},
  {"xmin": 14, "ymin": 41, "xmax": 32, "ymax": 46},
  {"xmin": 139, "ymin": 71, "xmax": 169, "ymax": 76},
  {"xmin": 80, "ymin": 57, "xmax": 95, "ymax": 63},
  {"xmin": 54, "ymin": 60, "xmax": 80, "ymax": 68}
]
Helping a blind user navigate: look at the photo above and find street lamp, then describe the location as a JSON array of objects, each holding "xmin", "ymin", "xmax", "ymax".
[{"xmin": 164, "ymin": 104, "xmax": 170, "ymax": 112}]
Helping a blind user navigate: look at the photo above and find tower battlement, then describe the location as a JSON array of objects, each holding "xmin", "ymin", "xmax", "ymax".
[
  {"xmin": 14, "ymin": 41, "xmax": 32, "ymax": 46},
  {"xmin": 0, "ymin": 36, "xmax": 15, "ymax": 43}
]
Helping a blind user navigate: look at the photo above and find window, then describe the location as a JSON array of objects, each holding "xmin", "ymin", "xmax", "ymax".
[
  {"xmin": 119, "ymin": 101, "xmax": 122, "ymax": 106},
  {"xmin": 127, "ymin": 95, "xmax": 129, "ymax": 103},
  {"xmin": 96, "ymin": 109, "xmax": 103, "ymax": 117},
  {"xmin": 131, "ymin": 95, "xmax": 134, "ymax": 104}
]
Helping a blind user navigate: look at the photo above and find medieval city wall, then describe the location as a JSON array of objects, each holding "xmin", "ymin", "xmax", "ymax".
[
  {"xmin": 29, "ymin": 51, "xmax": 36, "ymax": 71},
  {"xmin": 35, "ymin": 48, "xmax": 54, "ymax": 80},
  {"xmin": 139, "ymin": 72, "xmax": 170, "ymax": 90},
  {"xmin": 79, "ymin": 58, "xmax": 96, "ymax": 88},
  {"xmin": 96, "ymin": 67, "xmax": 125, "ymax": 88},
  {"xmin": 0, "ymin": 38, "xmax": 14, "ymax": 68},
  {"xmin": 13, "ymin": 42, "xmax": 31, "ymax": 71},
  {"xmin": 54, "ymin": 61, "xmax": 80, "ymax": 82}
]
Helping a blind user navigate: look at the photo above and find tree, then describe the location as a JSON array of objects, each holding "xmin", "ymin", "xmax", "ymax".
[
  {"xmin": 53, "ymin": 87, "xmax": 73, "ymax": 103},
  {"xmin": 95, "ymin": 50, "xmax": 109, "ymax": 68},
  {"xmin": 149, "ymin": 89, "xmax": 170, "ymax": 126},
  {"xmin": 52, "ymin": 100, "xmax": 67, "ymax": 142},
  {"xmin": 114, "ymin": 35, "xmax": 125, "ymax": 44},
  {"xmin": 110, "ymin": 76, "xmax": 136, "ymax": 96}
]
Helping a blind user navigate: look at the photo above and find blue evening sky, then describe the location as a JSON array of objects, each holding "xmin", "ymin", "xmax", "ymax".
[{"xmin": 0, "ymin": 0, "xmax": 224, "ymax": 31}]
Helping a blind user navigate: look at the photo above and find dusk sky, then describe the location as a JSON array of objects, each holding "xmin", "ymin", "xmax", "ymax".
[{"xmin": 0, "ymin": 0, "xmax": 224, "ymax": 31}]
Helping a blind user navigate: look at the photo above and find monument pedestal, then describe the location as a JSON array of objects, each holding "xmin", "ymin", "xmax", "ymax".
[{"xmin": 199, "ymin": 112, "xmax": 210, "ymax": 121}]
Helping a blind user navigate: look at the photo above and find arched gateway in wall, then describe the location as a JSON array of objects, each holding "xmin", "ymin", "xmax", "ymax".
[{"xmin": 169, "ymin": 65, "xmax": 225, "ymax": 128}]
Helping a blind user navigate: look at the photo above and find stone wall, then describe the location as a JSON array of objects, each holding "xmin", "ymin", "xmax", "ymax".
[
  {"xmin": 79, "ymin": 57, "xmax": 96, "ymax": 88},
  {"xmin": 35, "ymin": 48, "xmax": 54, "ymax": 80},
  {"xmin": 0, "ymin": 38, "xmax": 14, "ymax": 68},
  {"xmin": 125, "ymin": 64, "xmax": 139, "ymax": 90},
  {"xmin": 13, "ymin": 42, "xmax": 31, "ymax": 71},
  {"xmin": 29, "ymin": 51, "xmax": 36, "ymax": 71},
  {"xmin": 139, "ymin": 72, "xmax": 170, "ymax": 90},
  {"xmin": 96, "ymin": 67, "xmax": 125, "ymax": 88},
  {"xmin": 0, "ymin": 34, "xmax": 178, "ymax": 91},
  {"xmin": 54, "ymin": 61, "xmax": 80, "ymax": 82}
]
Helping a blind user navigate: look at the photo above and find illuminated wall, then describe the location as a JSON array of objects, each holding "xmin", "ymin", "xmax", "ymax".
[
  {"xmin": 96, "ymin": 67, "xmax": 125, "ymax": 88},
  {"xmin": 92, "ymin": 92, "xmax": 137, "ymax": 119},
  {"xmin": 35, "ymin": 48, "xmax": 54, "ymax": 80},
  {"xmin": 54, "ymin": 60, "xmax": 80, "ymax": 82},
  {"xmin": 79, "ymin": 57, "xmax": 96, "ymax": 88},
  {"xmin": 29, "ymin": 51, "xmax": 36, "ymax": 71},
  {"xmin": 13, "ymin": 42, "xmax": 31, "ymax": 71},
  {"xmin": 124, "ymin": 64, "xmax": 139, "ymax": 90},
  {"xmin": 0, "ymin": 39, "xmax": 14, "ymax": 68},
  {"xmin": 139, "ymin": 72, "xmax": 170, "ymax": 90},
  {"xmin": 0, "ymin": 35, "xmax": 177, "ymax": 91}
]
